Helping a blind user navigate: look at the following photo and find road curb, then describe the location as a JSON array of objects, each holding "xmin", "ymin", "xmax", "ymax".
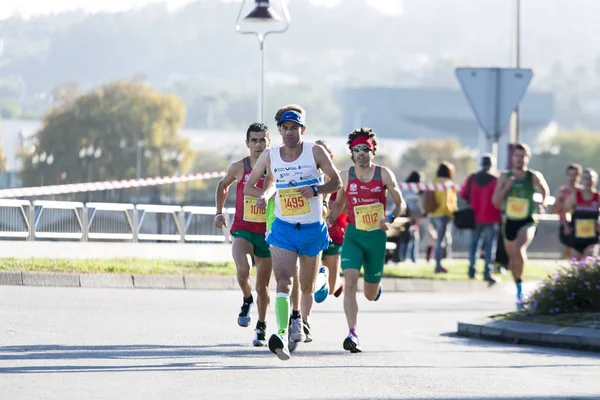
[
  {"xmin": 0, "ymin": 271, "xmax": 23, "ymax": 285},
  {"xmin": 80, "ymin": 274, "xmax": 134, "ymax": 289},
  {"xmin": 22, "ymin": 272, "xmax": 80, "ymax": 287},
  {"xmin": 132, "ymin": 274, "xmax": 185, "ymax": 289},
  {"xmin": 1, "ymin": 271, "xmax": 514, "ymax": 293},
  {"xmin": 457, "ymin": 317, "xmax": 600, "ymax": 352}
]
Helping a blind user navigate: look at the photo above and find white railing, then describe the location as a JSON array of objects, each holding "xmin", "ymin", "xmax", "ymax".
[
  {"xmin": 0, "ymin": 199, "xmax": 31, "ymax": 239},
  {"xmin": 33, "ymin": 200, "xmax": 84, "ymax": 240},
  {"xmin": 86, "ymin": 202, "xmax": 135, "ymax": 241},
  {"xmin": 0, "ymin": 200, "xmax": 234, "ymax": 243},
  {"xmin": 0, "ymin": 199, "xmax": 565, "ymax": 258}
]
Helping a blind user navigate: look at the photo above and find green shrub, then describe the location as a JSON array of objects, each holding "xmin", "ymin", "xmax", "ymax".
[{"xmin": 527, "ymin": 257, "xmax": 600, "ymax": 314}]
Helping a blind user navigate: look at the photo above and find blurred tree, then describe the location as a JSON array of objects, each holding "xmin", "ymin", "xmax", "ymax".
[
  {"xmin": 20, "ymin": 80, "xmax": 193, "ymax": 186},
  {"xmin": 397, "ymin": 138, "xmax": 477, "ymax": 184},
  {"xmin": 50, "ymin": 81, "xmax": 81, "ymax": 107},
  {"xmin": 0, "ymin": 139, "xmax": 7, "ymax": 172},
  {"xmin": 0, "ymin": 99, "xmax": 22, "ymax": 118},
  {"xmin": 530, "ymin": 129, "xmax": 600, "ymax": 192}
]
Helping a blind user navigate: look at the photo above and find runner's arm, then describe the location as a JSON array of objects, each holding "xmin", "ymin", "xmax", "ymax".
[
  {"xmin": 382, "ymin": 167, "xmax": 406, "ymax": 221},
  {"xmin": 492, "ymin": 172, "xmax": 510, "ymax": 208},
  {"xmin": 549, "ymin": 186, "xmax": 564, "ymax": 214},
  {"xmin": 262, "ymin": 165, "xmax": 276, "ymax": 200},
  {"xmin": 563, "ymin": 192, "xmax": 576, "ymax": 235},
  {"xmin": 563, "ymin": 192, "xmax": 576, "ymax": 215},
  {"xmin": 313, "ymin": 144, "xmax": 342, "ymax": 195},
  {"xmin": 215, "ymin": 161, "xmax": 242, "ymax": 227},
  {"xmin": 532, "ymin": 171, "xmax": 550, "ymax": 208},
  {"xmin": 243, "ymin": 151, "xmax": 270, "ymax": 200},
  {"xmin": 326, "ymin": 171, "xmax": 348, "ymax": 226}
]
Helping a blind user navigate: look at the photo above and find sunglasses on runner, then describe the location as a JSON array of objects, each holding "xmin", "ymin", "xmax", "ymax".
[{"xmin": 352, "ymin": 145, "xmax": 371, "ymax": 153}]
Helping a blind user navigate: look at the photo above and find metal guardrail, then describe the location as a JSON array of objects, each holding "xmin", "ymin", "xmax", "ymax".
[
  {"xmin": 87, "ymin": 202, "xmax": 135, "ymax": 241},
  {"xmin": 0, "ymin": 199, "xmax": 30, "ymax": 239},
  {"xmin": 33, "ymin": 200, "xmax": 84, "ymax": 240},
  {"xmin": 0, "ymin": 200, "xmax": 235, "ymax": 243}
]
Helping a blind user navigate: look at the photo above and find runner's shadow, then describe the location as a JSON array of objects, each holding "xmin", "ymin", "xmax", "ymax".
[
  {"xmin": 0, "ymin": 362, "xmax": 596, "ymax": 375},
  {"xmin": 0, "ymin": 343, "xmax": 341, "ymax": 364}
]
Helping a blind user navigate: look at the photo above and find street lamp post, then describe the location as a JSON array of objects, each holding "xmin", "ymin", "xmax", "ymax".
[
  {"xmin": 31, "ymin": 151, "xmax": 54, "ymax": 186},
  {"xmin": 161, "ymin": 149, "xmax": 184, "ymax": 203},
  {"xmin": 509, "ymin": 0, "xmax": 521, "ymax": 144},
  {"xmin": 119, "ymin": 138, "xmax": 143, "ymax": 179},
  {"xmin": 236, "ymin": 0, "xmax": 290, "ymax": 123},
  {"xmin": 79, "ymin": 144, "xmax": 102, "ymax": 202}
]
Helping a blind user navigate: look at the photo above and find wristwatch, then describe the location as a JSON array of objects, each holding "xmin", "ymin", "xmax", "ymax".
[
  {"xmin": 311, "ymin": 185, "xmax": 320, "ymax": 196},
  {"xmin": 387, "ymin": 214, "xmax": 395, "ymax": 223}
]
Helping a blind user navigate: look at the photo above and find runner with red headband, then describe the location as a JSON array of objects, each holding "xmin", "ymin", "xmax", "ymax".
[{"xmin": 327, "ymin": 127, "xmax": 406, "ymax": 353}]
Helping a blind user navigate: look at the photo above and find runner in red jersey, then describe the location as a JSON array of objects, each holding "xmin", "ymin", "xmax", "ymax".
[
  {"xmin": 315, "ymin": 139, "xmax": 346, "ymax": 299},
  {"xmin": 214, "ymin": 123, "xmax": 272, "ymax": 347},
  {"xmin": 563, "ymin": 168, "xmax": 600, "ymax": 259},
  {"xmin": 550, "ymin": 164, "xmax": 581, "ymax": 259},
  {"xmin": 327, "ymin": 127, "xmax": 405, "ymax": 353}
]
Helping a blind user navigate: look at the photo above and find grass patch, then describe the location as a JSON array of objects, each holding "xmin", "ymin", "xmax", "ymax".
[
  {"xmin": 0, "ymin": 257, "xmax": 562, "ymax": 281},
  {"xmin": 489, "ymin": 311, "xmax": 600, "ymax": 328},
  {"xmin": 0, "ymin": 258, "xmax": 236, "ymax": 276},
  {"xmin": 382, "ymin": 259, "xmax": 562, "ymax": 281}
]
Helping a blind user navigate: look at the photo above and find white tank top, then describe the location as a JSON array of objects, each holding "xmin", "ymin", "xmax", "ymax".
[{"xmin": 270, "ymin": 142, "xmax": 324, "ymax": 224}]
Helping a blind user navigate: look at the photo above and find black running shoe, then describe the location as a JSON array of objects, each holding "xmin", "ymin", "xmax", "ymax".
[
  {"xmin": 268, "ymin": 333, "xmax": 290, "ymax": 360},
  {"xmin": 343, "ymin": 333, "xmax": 362, "ymax": 353},
  {"xmin": 303, "ymin": 320, "xmax": 313, "ymax": 343},
  {"xmin": 252, "ymin": 323, "xmax": 266, "ymax": 347},
  {"xmin": 237, "ymin": 299, "xmax": 253, "ymax": 327}
]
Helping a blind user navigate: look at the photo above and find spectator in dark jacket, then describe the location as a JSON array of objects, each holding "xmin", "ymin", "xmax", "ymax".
[
  {"xmin": 461, "ymin": 154, "xmax": 502, "ymax": 284},
  {"xmin": 399, "ymin": 170, "xmax": 424, "ymax": 263}
]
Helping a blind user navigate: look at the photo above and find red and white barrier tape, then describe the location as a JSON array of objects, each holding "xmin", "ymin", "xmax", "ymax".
[
  {"xmin": 0, "ymin": 169, "xmax": 466, "ymax": 200},
  {"xmin": 0, "ymin": 171, "xmax": 227, "ymax": 199},
  {"xmin": 397, "ymin": 183, "xmax": 462, "ymax": 191}
]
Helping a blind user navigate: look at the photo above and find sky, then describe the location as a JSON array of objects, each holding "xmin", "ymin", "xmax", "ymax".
[{"xmin": 0, "ymin": 0, "xmax": 403, "ymax": 19}]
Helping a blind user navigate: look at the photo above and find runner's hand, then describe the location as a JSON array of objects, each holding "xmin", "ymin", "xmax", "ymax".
[
  {"xmin": 504, "ymin": 176, "xmax": 516, "ymax": 190},
  {"xmin": 215, "ymin": 214, "xmax": 227, "ymax": 228},
  {"xmin": 379, "ymin": 218, "xmax": 390, "ymax": 231},
  {"xmin": 256, "ymin": 195, "xmax": 267, "ymax": 210},
  {"xmin": 326, "ymin": 215, "xmax": 334, "ymax": 228},
  {"xmin": 298, "ymin": 186, "xmax": 315, "ymax": 199}
]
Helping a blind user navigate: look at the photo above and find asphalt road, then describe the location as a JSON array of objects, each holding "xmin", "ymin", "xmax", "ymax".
[{"xmin": 0, "ymin": 286, "xmax": 598, "ymax": 400}]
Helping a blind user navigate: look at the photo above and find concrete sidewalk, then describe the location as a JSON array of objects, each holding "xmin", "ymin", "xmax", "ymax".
[
  {"xmin": 457, "ymin": 317, "xmax": 600, "ymax": 352},
  {"xmin": 0, "ymin": 241, "xmax": 232, "ymax": 262}
]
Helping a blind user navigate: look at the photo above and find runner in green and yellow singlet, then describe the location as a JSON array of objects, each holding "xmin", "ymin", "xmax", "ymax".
[{"xmin": 492, "ymin": 143, "xmax": 550, "ymax": 310}]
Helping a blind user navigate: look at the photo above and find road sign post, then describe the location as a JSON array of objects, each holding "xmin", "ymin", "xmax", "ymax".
[{"xmin": 456, "ymin": 67, "xmax": 533, "ymax": 168}]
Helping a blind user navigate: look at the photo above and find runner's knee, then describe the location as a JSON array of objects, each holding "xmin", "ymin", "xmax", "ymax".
[{"xmin": 364, "ymin": 284, "xmax": 380, "ymax": 301}]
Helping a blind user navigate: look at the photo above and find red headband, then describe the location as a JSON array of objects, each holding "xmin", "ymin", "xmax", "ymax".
[{"xmin": 350, "ymin": 136, "xmax": 374, "ymax": 151}]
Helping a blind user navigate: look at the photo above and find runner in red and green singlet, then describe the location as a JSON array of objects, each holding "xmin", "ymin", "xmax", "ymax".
[{"xmin": 328, "ymin": 127, "xmax": 405, "ymax": 353}]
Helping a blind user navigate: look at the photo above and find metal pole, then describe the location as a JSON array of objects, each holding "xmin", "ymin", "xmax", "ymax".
[
  {"xmin": 259, "ymin": 37, "xmax": 265, "ymax": 123},
  {"xmin": 136, "ymin": 139, "xmax": 142, "ymax": 179},
  {"xmin": 509, "ymin": 0, "xmax": 521, "ymax": 144}
]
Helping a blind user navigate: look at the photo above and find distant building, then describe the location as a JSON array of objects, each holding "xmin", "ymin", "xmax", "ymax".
[
  {"xmin": 0, "ymin": 121, "xmax": 415, "ymax": 190},
  {"xmin": 339, "ymin": 86, "xmax": 555, "ymax": 147}
]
